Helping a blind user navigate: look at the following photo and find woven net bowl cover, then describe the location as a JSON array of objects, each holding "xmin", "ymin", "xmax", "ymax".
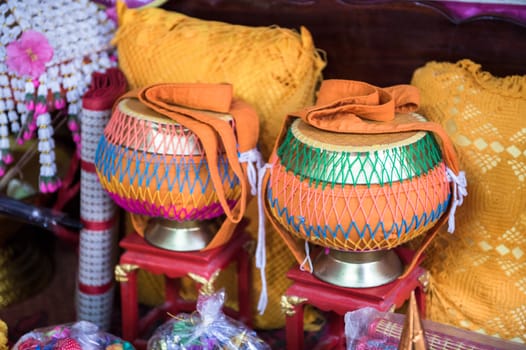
[
  {"xmin": 267, "ymin": 117, "xmax": 451, "ymax": 251},
  {"xmin": 95, "ymin": 98, "xmax": 240, "ymax": 222}
]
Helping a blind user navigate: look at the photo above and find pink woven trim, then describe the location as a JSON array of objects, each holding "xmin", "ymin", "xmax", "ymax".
[{"xmin": 108, "ymin": 193, "xmax": 236, "ymax": 221}]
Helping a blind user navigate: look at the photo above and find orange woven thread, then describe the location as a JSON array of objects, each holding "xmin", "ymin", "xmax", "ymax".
[
  {"xmin": 268, "ymin": 161, "xmax": 450, "ymax": 251},
  {"xmin": 412, "ymin": 59, "xmax": 526, "ymax": 341},
  {"xmin": 124, "ymin": 83, "xmax": 262, "ymax": 252},
  {"xmin": 104, "ymin": 106, "xmax": 223, "ymax": 155},
  {"xmin": 97, "ymin": 154, "xmax": 240, "ymax": 218},
  {"xmin": 106, "ymin": 112, "xmax": 197, "ymax": 155},
  {"xmin": 135, "ymin": 84, "xmax": 253, "ymax": 227}
]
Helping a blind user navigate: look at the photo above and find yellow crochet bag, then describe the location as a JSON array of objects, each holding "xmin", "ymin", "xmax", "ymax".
[
  {"xmin": 114, "ymin": 3, "xmax": 326, "ymax": 329},
  {"xmin": 411, "ymin": 59, "xmax": 526, "ymax": 342},
  {"xmin": 0, "ymin": 320, "xmax": 6, "ymax": 350}
]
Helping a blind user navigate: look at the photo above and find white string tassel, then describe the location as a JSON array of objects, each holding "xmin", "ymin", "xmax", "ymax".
[
  {"xmin": 446, "ymin": 167, "xmax": 467, "ymax": 233},
  {"xmin": 299, "ymin": 240, "xmax": 314, "ymax": 273},
  {"xmin": 239, "ymin": 148, "xmax": 268, "ymax": 313},
  {"xmin": 238, "ymin": 148, "xmax": 264, "ymax": 196},
  {"xmin": 256, "ymin": 163, "xmax": 272, "ymax": 315}
]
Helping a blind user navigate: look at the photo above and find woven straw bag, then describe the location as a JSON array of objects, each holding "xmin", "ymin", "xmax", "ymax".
[
  {"xmin": 0, "ymin": 320, "xmax": 6, "ymax": 350},
  {"xmin": 114, "ymin": 3, "xmax": 325, "ymax": 329},
  {"xmin": 411, "ymin": 59, "xmax": 526, "ymax": 342}
]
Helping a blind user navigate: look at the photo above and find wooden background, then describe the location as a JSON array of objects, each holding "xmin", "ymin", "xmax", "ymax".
[{"xmin": 163, "ymin": 0, "xmax": 526, "ymax": 86}]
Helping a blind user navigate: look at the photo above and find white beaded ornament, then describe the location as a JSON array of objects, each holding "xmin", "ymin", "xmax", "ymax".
[{"xmin": 0, "ymin": 0, "xmax": 116, "ymax": 192}]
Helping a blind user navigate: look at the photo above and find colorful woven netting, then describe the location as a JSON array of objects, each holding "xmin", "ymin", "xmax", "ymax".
[
  {"xmin": 114, "ymin": 4, "xmax": 325, "ymax": 329},
  {"xmin": 263, "ymin": 80, "xmax": 463, "ymax": 279},
  {"xmin": 96, "ymin": 99, "xmax": 240, "ymax": 222},
  {"xmin": 267, "ymin": 117, "xmax": 451, "ymax": 252},
  {"xmin": 411, "ymin": 59, "xmax": 526, "ymax": 342},
  {"xmin": 278, "ymin": 123, "xmax": 443, "ymax": 188}
]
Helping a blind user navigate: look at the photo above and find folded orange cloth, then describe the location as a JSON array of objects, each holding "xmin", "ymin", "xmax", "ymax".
[{"xmin": 274, "ymin": 80, "xmax": 459, "ymax": 174}]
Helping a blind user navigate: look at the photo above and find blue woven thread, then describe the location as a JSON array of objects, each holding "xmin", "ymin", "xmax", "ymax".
[
  {"xmin": 95, "ymin": 136, "xmax": 239, "ymax": 194},
  {"xmin": 267, "ymin": 185, "xmax": 450, "ymax": 241}
]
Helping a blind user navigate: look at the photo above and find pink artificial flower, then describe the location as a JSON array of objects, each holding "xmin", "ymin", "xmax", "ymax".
[{"xmin": 6, "ymin": 30, "xmax": 53, "ymax": 79}]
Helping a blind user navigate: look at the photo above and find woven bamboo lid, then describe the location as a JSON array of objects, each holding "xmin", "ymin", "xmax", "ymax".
[{"xmin": 292, "ymin": 113, "xmax": 427, "ymax": 152}]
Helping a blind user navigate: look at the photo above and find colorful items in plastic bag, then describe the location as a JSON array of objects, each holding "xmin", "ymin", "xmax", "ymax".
[
  {"xmin": 147, "ymin": 290, "xmax": 270, "ymax": 350},
  {"xmin": 344, "ymin": 306, "xmax": 525, "ymax": 350},
  {"xmin": 0, "ymin": 0, "xmax": 116, "ymax": 192},
  {"xmin": 12, "ymin": 321, "xmax": 134, "ymax": 350}
]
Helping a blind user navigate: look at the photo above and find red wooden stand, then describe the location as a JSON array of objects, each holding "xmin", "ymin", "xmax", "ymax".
[
  {"xmin": 116, "ymin": 228, "xmax": 253, "ymax": 349},
  {"xmin": 283, "ymin": 248, "xmax": 428, "ymax": 350}
]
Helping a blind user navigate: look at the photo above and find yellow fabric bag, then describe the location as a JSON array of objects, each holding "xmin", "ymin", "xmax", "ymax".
[
  {"xmin": 0, "ymin": 320, "xmax": 6, "ymax": 350},
  {"xmin": 411, "ymin": 59, "xmax": 526, "ymax": 342},
  {"xmin": 114, "ymin": 3, "xmax": 326, "ymax": 329}
]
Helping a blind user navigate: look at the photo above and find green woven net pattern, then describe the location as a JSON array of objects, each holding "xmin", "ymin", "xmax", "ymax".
[{"xmin": 277, "ymin": 129, "xmax": 443, "ymax": 189}]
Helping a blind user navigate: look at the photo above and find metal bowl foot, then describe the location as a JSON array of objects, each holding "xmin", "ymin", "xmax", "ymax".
[
  {"xmin": 144, "ymin": 218, "xmax": 219, "ymax": 251},
  {"xmin": 313, "ymin": 249, "xmax": 403, "ymax": 288}
]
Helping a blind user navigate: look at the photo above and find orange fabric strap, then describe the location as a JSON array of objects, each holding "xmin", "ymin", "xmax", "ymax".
[
  {"xmin": 121, "ymin": 83, "xmax": 259, "ymax": 250},
  {"xmin": 295, "ymin": 79, "xmax": 459, "ymax": 174},
  {"xmin": 266, "ymin": 79, "xmax": 460, "ymax": 274}
]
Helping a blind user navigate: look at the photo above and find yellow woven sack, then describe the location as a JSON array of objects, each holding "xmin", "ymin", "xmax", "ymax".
[
  {"xmin": 411, "ymin": 59, "xmax": 526, "ymax": 342},
  {"xmin": 0, "ymin": 320, "xmax": 6, "ymax": 350},
  {"xmin": 114, "ymin": 3, "xmax": 326, "ymax": 329}
]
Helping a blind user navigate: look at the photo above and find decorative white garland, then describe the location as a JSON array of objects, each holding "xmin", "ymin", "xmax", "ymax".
[{"xmin": 0, "ymin": 0, "xmax": 116, "ymax": 192}]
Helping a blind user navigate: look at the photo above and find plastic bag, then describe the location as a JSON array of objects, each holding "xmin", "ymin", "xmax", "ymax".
[
  {"xmin": 344, "ymin": 307, "xmax": 525, "ymax": 350},
  {"xmin": 12, "ymin": 321, "xmax": 133, "ymax": 350},
  {"xmin": 148, "ymin": 290, "xmax": 270, "ymax": 350}
]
